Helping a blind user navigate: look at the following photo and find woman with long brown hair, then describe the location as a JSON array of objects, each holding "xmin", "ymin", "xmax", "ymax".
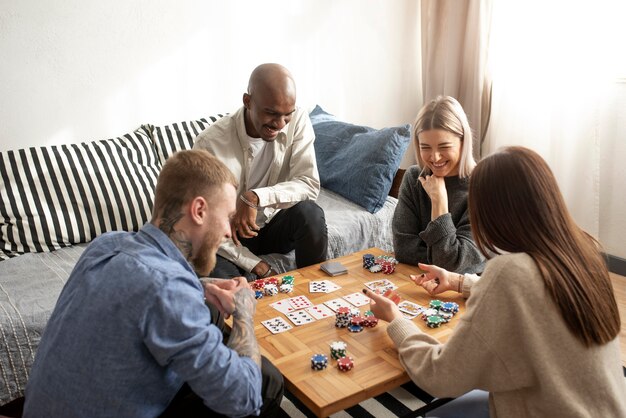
[{"xmin": 366, "ymin": 146, "xmax": 626, "ymax": 417}]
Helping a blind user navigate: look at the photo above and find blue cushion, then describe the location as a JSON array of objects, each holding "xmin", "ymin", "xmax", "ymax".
[{"xmin": 310, "ymin": 105, "xmax": 411, "ymax": 213}]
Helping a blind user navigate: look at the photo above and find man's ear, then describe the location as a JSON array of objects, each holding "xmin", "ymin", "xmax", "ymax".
[
  {"xmin": 243, "ymin": 92, "xmax": 251, "ymax": 109},
  {"xmin": 189, "ymin": 196, "xmax": 208, "ymax": 225}
]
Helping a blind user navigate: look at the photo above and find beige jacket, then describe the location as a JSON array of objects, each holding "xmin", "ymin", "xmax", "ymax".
[
  {"xmin": 194, "ymin": 106, "xmax": 320, "ymax": 271},
  {"xmin": 387, "ymin": 253, "xmax": 626, "ymax": 418}
]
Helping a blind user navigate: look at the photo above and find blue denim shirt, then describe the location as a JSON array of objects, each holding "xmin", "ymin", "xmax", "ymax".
[{"xmin": 24, "ymin": 223, "xmax": 262, "ymax": 418}]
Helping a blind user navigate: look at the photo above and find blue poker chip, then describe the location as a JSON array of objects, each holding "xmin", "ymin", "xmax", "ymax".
[
  {"xmin": 254, "ymin": 290, "xmax": 264, "ymax": 299},
  {"xmin": 348, "ymin": 324, "xmax": 364, "ymax": 333}
]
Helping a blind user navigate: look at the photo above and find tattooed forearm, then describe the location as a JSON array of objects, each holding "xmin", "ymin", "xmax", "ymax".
[{"xmin": 227, "ymin": 289, "xmax": 261, "ymax": 367}]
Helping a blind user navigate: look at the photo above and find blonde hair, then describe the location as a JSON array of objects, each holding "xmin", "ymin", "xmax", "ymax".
[
  {"xmin": 152, "ymin": 150, "xmax": 237, "ymax": 228},
  {"xmin": 413, "ymin": 96, "xmax": 476, "ymax": 178},
  {"xmin": 469, "ymin": 146, "xmax": 620, "ymax": 346}
]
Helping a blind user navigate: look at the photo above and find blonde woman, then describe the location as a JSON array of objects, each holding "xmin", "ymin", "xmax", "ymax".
[
  {"xmin": 368, "ymin": 146, "xmax": 626, "ymax": 417},
  {"xmin": 392, "ymin": 96, "xmax": 484, "ymax": 274}
]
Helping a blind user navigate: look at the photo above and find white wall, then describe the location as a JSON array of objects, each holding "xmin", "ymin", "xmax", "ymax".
[
  {"xmin": 599, "ymin": 82, "xmax": 626, "ymax": 259},
  {"xmin": 0, "ymin": 0, "xmax": 421, "ymax": 152}
]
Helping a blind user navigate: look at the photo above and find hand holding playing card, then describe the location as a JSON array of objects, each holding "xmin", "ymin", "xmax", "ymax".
[{"xmin": 362, "ymin": 288, "xmax": 403, "ymax": 323}]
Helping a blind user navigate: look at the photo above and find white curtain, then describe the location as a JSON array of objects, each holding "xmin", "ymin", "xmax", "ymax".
[{"xmin": 483, "ymin": 1, "xmax": 626, "ymax": 238}]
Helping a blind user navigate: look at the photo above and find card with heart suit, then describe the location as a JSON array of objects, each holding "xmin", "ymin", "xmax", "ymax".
[
  {"xmin": 270, "ymin": 299, "xmax": 296, "ymax": 314},
  {"xmin": 324, "ymin": 297, "xmax": 354, "ymax": 312},
  {"xmin": 288, "ymin": 295, "xmax": 314, "ymax": 309},
  {"xmin": 305, "ymin": 304, "xmax": 334, "ymax": 319},
  {"xmin": 364, "ymin": 279, "xmax": 398, "ymax": 293},
  {"xmin": 342, "ymin": 292, "xmax": 370, "ymax": 307},
  {"xmin": 261, "ymin": 317, "xmax": 293, "ymax": 334},
  {"xmin": 286, "ymin": 310, "xmax": 316, "ymax": 326}
]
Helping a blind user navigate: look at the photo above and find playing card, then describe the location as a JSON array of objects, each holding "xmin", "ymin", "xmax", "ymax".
[
  {"xmin": 309, "ymin": 280, "xmax": 329, "ymax": 293},
  {"xmin": 324, "ymin": 297, "xmax": 353, "ymax": 311},
  {"xmin": 261, "ymin": 317, "xmax": 293, "ymax": 334},
  {"xmin": 305, "ymin": 304, "xmax": 334, "ymax": 319},
  {"xmin": 324, "ymin": 280, "xmax": 341, "ymax": 292},
  {"xmin": 270, "ymin": 299, "xmax": 296, "ymax": 314},
  {"xmin": 398, "ymin": 301, "xmax": 425, "ymax": 316},
  {"xmin": 365, "ymin": 279, "xmax": 398, "ymax": 293},
  {"xmin": 309, "ymin": 280, "xmax": 341, "ymax": 293},
  {"xmin": 286, "ymin": 310, "xmax": 316, "ymax": 326},
  {"xmin": 288, "ymin": 295, "xmax": 314, "ymax": 309},
  {"xmin": 342, "ymin": 292, "xmax": 370, "ymax": 307}
]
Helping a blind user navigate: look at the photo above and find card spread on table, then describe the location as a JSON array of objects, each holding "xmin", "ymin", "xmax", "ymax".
[
  {"xmin": 398, "ymin": 301, "xmax": 424, "ymax": 316},
  {"xmin": 270, "ymin": 299, "xmax": 296, "ymax": 314},
  {"xmin": 261, "ymin": 317, "xmax": 293, "ymax": 334},
  {"xmin": 364, "ymin": 279, "xmax": 398, "ymax": 293},
  {"xmin": 288, "ymin": 295, "xmax": 313, "ymax": 309},
  {"xmin": 309, "ymin": 280, "xmax": 341, "ymax": 293},
  {"xmin": 286, "ymin": 310, "xmax": 316, "ymax": 326},
  {"xmin": 342, "ymin": 292, "xmax": 370, "ymax": 307},
  {"xmin": 324, "ymin": 297, "xmax": 354, "ymax": 311},
  {"xmin": 305, "ymin": 304, "xmax": 335, "ymax": 319}
]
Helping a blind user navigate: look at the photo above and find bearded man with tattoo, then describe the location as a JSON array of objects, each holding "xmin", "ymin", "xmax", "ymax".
[{"xmin": 24, "ymin": 150, "xmax": 284, "ymax": 418}]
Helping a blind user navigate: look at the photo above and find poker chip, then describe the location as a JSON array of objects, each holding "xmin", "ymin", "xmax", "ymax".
[
  {"xmin": 348, "ymin": 324, "xmax": 363, "ymax": 333},
  {"xmin": 363, "ymin": 316, "xmax": 378, "ymax": 327},
  {"xmin": 337, "ymin": 356, "xmax": 354, "ymax": 371},
  {"xmin": 441, "ymin": 302, "xmax": 459, "ymax": 313},
  {"xmin": 426, "ymin": 315, "xmax": 444, "ymax": 328},
  {"xmin": 264, "ymin": 284, "xmax": 278, "ymax": 296},
  {"xmin": 281, "ymin": 275, "xmax": 295, "ymax": 285},
  {"xmin": 330, "ymin": 341, "xmax": 347, "ymax": 360},
  {"xmin": 364, "ymin": 310, "xmax": 374, "ymax": 317},
  {"xmin": 380, "ymin": 261, "xmax": 395, "ymax": 274},
  {"xmin": 369, "ymin": 264, "xmax": 382, "ymax": 273},
  {"xmin": 421, "ymin": 308, "xmax": 440, "ymax": 320},
  {"xmin": 254, "ymin": 290, "xmax": 264, "ymax": 299},
  {"xmin": 251, "ymin": 279, "xmax": 265, "ymax": 291},
  {"xmin": 335, "ymin": 308, "xmax": 351, "ymax": 328},
  {"xmin": 279, "ymin": 283, "xmax": 293, "ymax": 293},
  {"xmin": 350, "ymin": 316, "xmax": 365, "ymax": 326},
  {"xmin": 265, "ymin": 277, "xmax": 279, "ymax": 286},
  {"xmin": 438, "ymin": 311, "xmax": 454, "ymax": 322},
  {"xmin": 311, "ymin": 354, "xmax": 328, "ymax": 370},
  {"xmin": 429, "ymin": 300, "xmax": 443, "ymax": 310}
]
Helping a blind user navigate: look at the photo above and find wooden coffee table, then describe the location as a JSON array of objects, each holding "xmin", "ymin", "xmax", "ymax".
[{"xmin": 254, "ymin": 248, "xmax": 466, "ymax": 417}]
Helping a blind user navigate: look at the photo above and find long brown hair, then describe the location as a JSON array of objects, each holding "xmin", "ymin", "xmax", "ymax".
[{"xmin": 469, "ymin": 146, "xmax": 619, "ymax": 346}]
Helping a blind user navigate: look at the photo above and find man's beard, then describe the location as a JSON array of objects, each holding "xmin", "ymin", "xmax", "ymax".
[{"xmin": 191, "ymin": 231, "xmax": 218, "ymax": 276}]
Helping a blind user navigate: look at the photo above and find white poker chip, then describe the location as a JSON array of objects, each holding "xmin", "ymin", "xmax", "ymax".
[{"xmin": 369, "ymin": 264, "xmax": 382, "ymax": 273}]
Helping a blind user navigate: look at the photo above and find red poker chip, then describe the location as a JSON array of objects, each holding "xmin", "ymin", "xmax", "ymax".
[{"xmin": 337, "ymin": 357, "xmax": 354, "ymax": 371}]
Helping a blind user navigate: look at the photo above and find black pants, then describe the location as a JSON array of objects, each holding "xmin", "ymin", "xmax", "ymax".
[
  {"xmin": 160, "ymin": 305, "xmax": 284, "ymax": 417},
  {"xmin": 211, "ymin": 200, "xmax": 328, "ymax": 279}
]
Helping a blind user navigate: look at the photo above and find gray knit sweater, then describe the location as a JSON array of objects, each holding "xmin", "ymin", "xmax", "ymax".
[{"xmin": 392, "ymin": 165, "xmax": 484, "ymax": 274}]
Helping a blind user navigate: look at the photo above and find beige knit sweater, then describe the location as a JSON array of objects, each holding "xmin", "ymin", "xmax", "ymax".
[{"xmin": 387, "ymin": 253, "xmax": 626, "ymax": 417}]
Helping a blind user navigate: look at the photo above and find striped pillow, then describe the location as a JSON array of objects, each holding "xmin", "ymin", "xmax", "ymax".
[
  {"xmin": 0, "ymin": 127, "xmax": 160, "ymax": 256},
  {"xmin": 150, "ymin": 115, "xmax": 225, "ymax": 165}
]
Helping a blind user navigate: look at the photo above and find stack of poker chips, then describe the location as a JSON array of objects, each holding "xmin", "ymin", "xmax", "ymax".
[
  {"xmin": 363, "ymin": 254, "xmax": 376, "ymax": 269},
  {"xmin": 278, "ymin": 274, "xmax": 294, "ymax": 293},
  {"xmin": 335, "ymin": 307, "xmax": 351, "ymax": 328},
  {"xmin": 311, "ymin": 353, "xmax": 328, "ymax": 370},
  {"xmin": 348, "ymin": 315, "xmax": 365, "ymax": 333},
  {"xmin": 337, "ymin": 356, "xmax": 354, "ymax": 372},
  {"xmin": 330, "ymin": 341, "xmax": 347, "ymax": 360},
  {"xmin": 362, "ymin": 316, "xmax": 379, "ymax": 328},
  {"xmin": 362, "ymin": 254, "xmax": 398, "ymax": 274},
  {"xmin": 264, "ymin": 284, "xmax": 278, "ymax": 296},
  {"xmin": 421, "ymin": 299, "xmax": 460, "ymax": 327},
  {"xmin": 281, "ymin": 275, "xmax": 295, "ymax": 285},
  {"xmin": 265, "ymin": 277, "xmax": 280, "ymax": 287},
  {"xmin": 251, "ymin": 279, "xmax": 265, "ymax": 292}
]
